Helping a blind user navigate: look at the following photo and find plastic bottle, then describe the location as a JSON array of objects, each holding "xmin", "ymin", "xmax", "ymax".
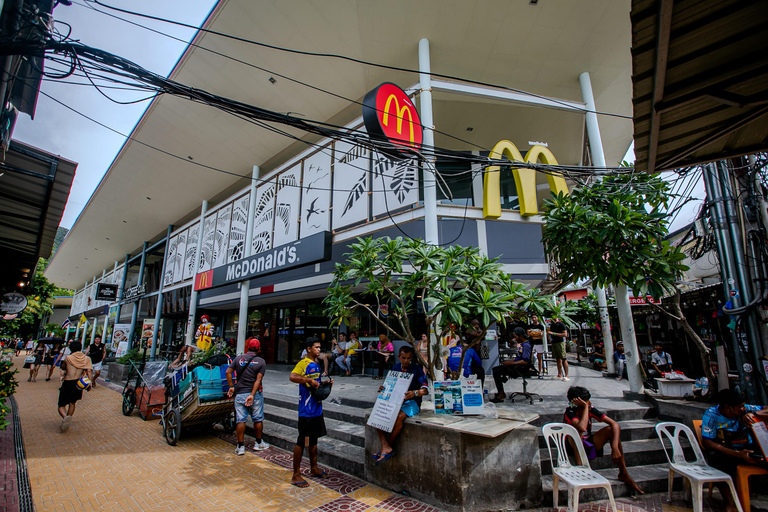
[
  {"xmin": 484, "ymin": 401, "xmax": 499, "ymax": 419},
  {"xmin": 701, "ymin": 377, "xmax": 709, "ymax": 395}
]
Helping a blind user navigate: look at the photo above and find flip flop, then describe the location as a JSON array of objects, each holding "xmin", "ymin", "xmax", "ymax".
[
  {"xmin": 291, "ymin": 480, "xmax": 310, "ymax": 488},
  {"xmin": 371, "ymin": 452, "xmax": 381, "ymax": 461},
  {"xmin": 310, "ymin": 471, "xmax": 329, "ymax": 479},
  {"xmin": 375, "ymin": 452, "xmax": 394, "ymax": 465}
]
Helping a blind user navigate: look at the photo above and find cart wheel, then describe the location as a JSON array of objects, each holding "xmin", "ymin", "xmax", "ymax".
[
  {"xmin": 164, "ymin": 409, "xmax": 181, "ymax": 446},
  {"xmin": 222, "ymin": 412, "xmax": 236, "ymax": 434},
  {"xmin": 122, "ymin": 389, "xmax": 135, "ymax": 416},
  {"xmin": 538, "ymin": 397, "xmax": 543, "ymax": 402}
]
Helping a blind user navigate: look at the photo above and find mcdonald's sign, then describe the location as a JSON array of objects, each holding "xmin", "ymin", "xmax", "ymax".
[
  {"xmin": 363, "ymin": 82, "xmax": 422, "ymax": 158},
  {"xmin": 194, "ymin": 269, "xmax": 213, "ymax": 291},
  {"xmin": 483, "ymin": 140, "xmax": 569, "ymax": 219}
]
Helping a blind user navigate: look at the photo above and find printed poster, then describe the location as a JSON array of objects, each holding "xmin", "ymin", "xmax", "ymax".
[
  {"xmin": 115, "ymin": 341, "xmax": 129, "ymax": 359},
  {"xmin": 141, "ymin": 319, "xmax": 157, "ymax": 348},
  {"xmin": 112, "ymin": 323, "xmax": 131, "ymax": 350},
  {"xmin": 433, "ymin": 379, "xmax": 484, "ymax": 415},
  {"xmin": 367, "ymin": 371, "xmax": 413, "ymax": 433}
]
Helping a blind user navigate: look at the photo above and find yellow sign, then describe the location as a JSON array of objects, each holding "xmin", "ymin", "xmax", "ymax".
[
  {"xmin": 382, "ymin": 94, "xmax": 417, "ymax": 145},
  {"xmin": 483, "ymin": 141, "xmax": 569, "ymax": 218}
]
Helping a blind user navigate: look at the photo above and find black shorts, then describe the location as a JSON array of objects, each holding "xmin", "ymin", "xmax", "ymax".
[
  {"xmin": 58, "ymin": 380, "xmax": 84, "ymax": 407},
  {"xmin": 296, "ymin": 415, "xmax": 327, "ymax": 447}
]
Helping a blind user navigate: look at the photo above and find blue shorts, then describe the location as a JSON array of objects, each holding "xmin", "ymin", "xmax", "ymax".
[
  {"xmin": 234, "ymin": 392, "xmax": 264, "ymax": 423},
  {"xmin": 400, "ymin": 399, "xmax": 420, "ymax": 418}
]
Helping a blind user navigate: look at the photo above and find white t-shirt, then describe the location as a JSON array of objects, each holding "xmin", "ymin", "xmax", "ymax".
[{"xmin": 652, "ymin": 351, "xmax": 672, "ymax": 366}]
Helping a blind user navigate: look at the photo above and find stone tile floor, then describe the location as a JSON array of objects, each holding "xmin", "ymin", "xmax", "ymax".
[{"xmin": 6, "ymin": 355, "xmax": 767, "ymax": 512}]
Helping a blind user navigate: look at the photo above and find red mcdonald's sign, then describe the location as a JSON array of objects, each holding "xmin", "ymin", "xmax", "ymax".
[
  {"xmin": 194, "ymin": 270, "xmax": 213, "ymax": 291},
  {"xmin": 363, "ymin": 82, "xmax": 422, "ymax": 157}
]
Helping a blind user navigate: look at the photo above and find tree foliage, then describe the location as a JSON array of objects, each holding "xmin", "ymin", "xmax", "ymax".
[
  {"xmin": 542, "ymin": 173, "xmax": 688, "ymax": 299},
  {"xmin": 324, "ymin": 237, "xmax": 559, "ymax": 379}
]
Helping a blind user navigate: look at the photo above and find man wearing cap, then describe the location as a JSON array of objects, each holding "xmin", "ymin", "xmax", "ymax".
[{"xmin": 226, "ymin": 337, "xmax": 268, "ymax": 455}]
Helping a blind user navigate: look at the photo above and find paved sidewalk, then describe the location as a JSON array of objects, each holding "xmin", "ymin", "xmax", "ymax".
[
  {"xmin": 10, "ymin": 355, "xmax": 437, "ymax": 512},
  {"xmin": 1, "ymin": 398, "xmax": 19, "ymax": 512}
]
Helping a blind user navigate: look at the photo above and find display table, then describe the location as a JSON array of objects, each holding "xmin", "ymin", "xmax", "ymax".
[{"xmin": 655, "ymin": 377, "xmax": 695, "ymax": 397}]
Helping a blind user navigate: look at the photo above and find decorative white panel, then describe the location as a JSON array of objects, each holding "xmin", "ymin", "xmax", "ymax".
[
  {"xmin": 172, "ymin": 229, "xmax": 188, "ymax": 284},
  {"xmin": 212, "ymin": 204, "xmax": 232, "ymax": 268},
  {"xmin": 372, "ymin": 152, "xmax": 419, "ymax": 217},
  {"xmin": 273, "ymin": 164, "xmax": 302, "ymax": 247},
  {"xmin": 163, "ymin": 235, "xmax": 179, "ymax": 286},
  {"xmin": 227, "ymin": 194, "xmax": 250, "ymax": 263},
  {"xmin": 198, "ymin": 214, "xmax": 217, "ymax": 272},
  {"xmin": 332, "ymin": 139, "xmax": 370, "ymax": 229},
  {"xmin": 182, "ymin": 222, "xmax": 199, "ymax": 281},
  {"xmin": 252, "ymin": 179, "xmax": 276, "ymax": 255},
  {"xmin": 299, "ymin": 151, "xmax": 332, "ymax": 238}
]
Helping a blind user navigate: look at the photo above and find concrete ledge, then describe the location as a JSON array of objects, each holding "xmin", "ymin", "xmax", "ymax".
[{"xmin": 365, "ymin": 418, "xmax": 542, "ymax": 512}]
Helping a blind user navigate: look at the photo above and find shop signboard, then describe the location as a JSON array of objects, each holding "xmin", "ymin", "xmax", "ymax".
[
  {"xmin": 433, "ymin": 380, "xmax": 484, "ymax": 416},
  {"xmin": 95, "ymin": 283, "xmax": 119, "ymax": 302},
  {"xmin": 141, "ymin": 319, "xmax": 159, "ymax": 348},
  {"xmin": 194, "ymin": 231, "xmax": 332, "ymax": 291},
  {"xmin": 0, "ymin": 292, "xmax": 27, "ymax": 315},
  {"xmin": 628, "ymin": 296, "xmax": 661, "ymax": 305},
  {"xmin": 367, "ymin": 371, "xmax": 413, "ymax": 433},
  {"xmin": 362, "ymin": 82, "xmax": 423, "ymax": 158},
  {"xmin": 122, "ymin": 283, "xmax": 146, "ymax": 303}
]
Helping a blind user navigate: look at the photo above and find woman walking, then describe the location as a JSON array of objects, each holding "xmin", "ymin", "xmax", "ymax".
[{"xmin": 28, "ymin": 341, "xmax": 46, "ymax": 382}]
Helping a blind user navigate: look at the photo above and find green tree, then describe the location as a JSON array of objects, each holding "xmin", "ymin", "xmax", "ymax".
[
  {"xmin": 541, "ymin": 173, "xmax": 707, "ymax": 391},
  {"xmin": 324, "ymin": 237, "xmax": 543, "ymax": 380}
]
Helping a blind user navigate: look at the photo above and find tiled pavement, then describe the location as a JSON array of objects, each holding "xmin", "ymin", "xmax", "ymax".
[
  {"xmin": 4, "ymin": 355, "xmax": 759, "ymax": 512},
  {"xmin": 1, "ymin": 398, "xmax": 19, "ymax": 512}
]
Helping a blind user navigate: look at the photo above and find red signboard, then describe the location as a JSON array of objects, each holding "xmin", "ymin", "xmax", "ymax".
[
  {"xmin": 629, "ymin": 296, "xmax": 661, "ymax": 305},
  {"xmin": 362, "ymin": 82, "xmax": 422, "ymax": 157},
  {"xmin": 194, "ymin": 270, "xmax": 213, "ymax": 291}
]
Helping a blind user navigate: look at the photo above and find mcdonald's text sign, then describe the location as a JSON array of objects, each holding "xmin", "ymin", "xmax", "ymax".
[{"xmin": 363, "ymin": 82, "xmax": 422, "ymax": 157}]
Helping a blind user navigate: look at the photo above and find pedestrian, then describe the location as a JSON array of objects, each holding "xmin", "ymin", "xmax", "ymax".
[
  {"xmin": 371, "ymin": 334, "xmax": 393, "ymax": 380},
  {"xmin": 87, "ymin": 335, "xmax": 106, "ymax": 387},
  {"xmin": 25, "ymin": 339, "xmax": 34, "ymax": 355},
  {"xmin": 564, "ymin": 386, "xmax": 643, "ymax": 494},
  {"xmin": 527, "ymin": 315, "xmax": 546, "ymax": 379},
  {"xmin": 226, "ymin": 337, "xmax": 268, "ymax": 455},
  {"xmin": 289, "ymin": 337, "xmax": 333, "ymax": 487},
  {"xmin": 547, "ymin": 317, "xmax": 569, "ymax": 381},
  {"xmin": 14, "ymin": 338, "xmax": 24, "ymax": 357},
  {"xmin": 28, "ymin": 341, "xmax": 46, "ymax": 382},
  {"xmin": 58, "ymin": 341, "xmax": 93, "ymax": 432},
  {"xmin": 45, "ymin": 342, "xmax": 63, "ymax": 381},
  {"xmin": 372, "ymin": 345, "xmax": 429, "ymax": 464},
  {"xmin": 650, "ymin": 343, "xmax": 673, "ymax": 377}
]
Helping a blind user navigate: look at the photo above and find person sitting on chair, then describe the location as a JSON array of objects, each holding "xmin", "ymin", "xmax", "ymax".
[
  {"xmin": 701, "ymin": 388, "xmax": 768, "ymax": 512},
  {"xmin": 564, "ymin": 386, "xmax": 644, "ymax": 494},
  {"xmin": 490, "ymin": 327, "xmax": 534, "ymax": 403}
]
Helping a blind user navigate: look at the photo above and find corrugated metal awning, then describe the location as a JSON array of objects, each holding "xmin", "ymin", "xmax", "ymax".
[{"xmin": 631, "ymin": 0, "xmax": 768, "ymax": 173}]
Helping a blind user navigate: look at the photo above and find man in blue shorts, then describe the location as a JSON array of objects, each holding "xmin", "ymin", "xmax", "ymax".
[
  {"xmin": 226, "ymin": 337, "xmax": 268, "ymax": 455},
  {"xmin": 290, "ymin": 337, "xmax": 333, "ymax": 487},
  {"xmin": 372, "ymin": 345, "xmax": 429, "ymax": 464}
]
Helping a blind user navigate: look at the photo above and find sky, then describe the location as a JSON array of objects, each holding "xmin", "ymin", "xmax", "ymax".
[
  {"xmin": 13, "ymin": 0, "xmax": 218, "ymax": 229},
  {"xmin": 13, "ymin": 1, "xmax": 703, "ymax": 234}
]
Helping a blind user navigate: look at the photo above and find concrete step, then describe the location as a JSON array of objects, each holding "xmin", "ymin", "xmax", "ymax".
[
  {"xmin": 263, "ymin": 403, "xmax": 366, "ymax": 446},
  {"xmin": 539, "ymin": 438, "xmax": 686, "ymax": 473},
  {"xmin": 262, "ymin": 391, "xmax": 368, "ymax": 426},
  {"xmin": 532, "ymin": 405, "xmax": 656, "ymax": 427},
  {"xmin": 537, "ymin": 420, "xmax": 661, "ymax": 447},
  {"xmin": 541, "ymin": 462, "xmax": 681, "ymax": 503},
  {"xmin": 257, "ymin": 418, "xmax": 365, "ymax": 478}
]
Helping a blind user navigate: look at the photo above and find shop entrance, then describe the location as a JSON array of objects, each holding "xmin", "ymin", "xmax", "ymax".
[{"xmin": 277, "ymin": 306, "xmax": 305, "ymax": 364}]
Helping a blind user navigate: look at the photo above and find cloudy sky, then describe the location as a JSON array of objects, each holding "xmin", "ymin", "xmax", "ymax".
[
  {"xmin": 13, "ymin": 1, "xmax": 703, "ymax": 234},
  {"xmin": 13, "ymin": 0, "xmax": 217, "ymax": 229}
]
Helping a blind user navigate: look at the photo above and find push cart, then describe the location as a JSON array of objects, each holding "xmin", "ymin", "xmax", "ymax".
[
  {"xmin": 121, "ymin": 359, "xmax": 169, "ymax": 420},
  {"xmin": 161, "ymin": 363, "xmax": 235, "ymax": 445}
]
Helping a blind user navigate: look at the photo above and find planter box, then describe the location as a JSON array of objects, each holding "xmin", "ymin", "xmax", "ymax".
[
  {"xmin": 107, "ymin": 363, "xmax": 129, "ymax": 386},
  {"xmin": 365, "ymin": 412, "xmax": 542, "ymax": 512}
]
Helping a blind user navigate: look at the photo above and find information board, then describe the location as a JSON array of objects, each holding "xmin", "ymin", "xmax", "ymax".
[{"xmin": 367, "ymin": 371, "xmax": 413, "ymax": 433}]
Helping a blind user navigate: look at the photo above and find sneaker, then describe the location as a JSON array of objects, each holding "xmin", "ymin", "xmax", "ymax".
[
  {"xmin": 60, "ymin": 416, "xmax": 72, "ymax": 432},
  {"xmin": 562, "ymin": 377, "xmax": 570, "ymax": 382},
  {"xmin": 235, "ymin": 445, "xmax": 245, "ymax": 456},
  {"xmin": 616, "ymin": 376, "xmax": 622, "ymax": 381},
  {"xmin": 253, "ymin": 441, "xmax": 269, "ymax": 451},
  {"xmin": 537, "ymin": 375, "xmax": 543, "ymax": 380}
]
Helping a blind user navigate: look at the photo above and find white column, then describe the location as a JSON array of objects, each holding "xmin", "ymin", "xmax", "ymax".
[
  {"xmin": 419, "ymin": 38, "xmax": 438, "ymax": 246},
  {"xmin": 615, "ymin": 284, "xmax": 643, "ymax": 392},
  {"xmin": 579, "ymin": 71, "xmax": 616, "ymax": 375},
  {"xmin": 185, "ymin": 201, "xmax": 209, "ymax": 347},
  {"xmin": 237, "ymin": 165, "xmax": 260, "ymax": 354}
]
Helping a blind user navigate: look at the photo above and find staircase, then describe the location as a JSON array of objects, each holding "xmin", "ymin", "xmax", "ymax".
[
  {"xmin": 256, "ymin": 390, "xmax": 368, "ymax": 478},
  {"xmin": 534, "ymin": 403, "xmax": 687, "ymax": 504}
]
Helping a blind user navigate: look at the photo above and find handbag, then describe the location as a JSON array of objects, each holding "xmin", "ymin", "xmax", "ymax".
[
  {"xmin": 310, "ymin": 379, "xmax": 333, "ymax": 401},
  {"xmin": 479, "ymin": 340, "xmax": 490, "ymax": 360},
  {"xmin": 24, "ymin": 355, "xmax": 35, "ymax": 363}
]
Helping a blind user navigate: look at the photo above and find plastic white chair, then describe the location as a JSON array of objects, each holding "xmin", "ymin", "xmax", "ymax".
[
  {"xmin": 542, "ymin": 423, "xmax": 618, "ymax": 512},
  {"xmin": 654, "ymin": 422, "xmax": 743, "ymax": 512}
]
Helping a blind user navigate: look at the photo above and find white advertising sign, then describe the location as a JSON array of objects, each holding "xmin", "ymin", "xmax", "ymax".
[
  {"xmin": 434, "ymin": 379, "xmax": 484, "ymax": 415},
  {"xmin": 367, "ymin": 371, "xmax": 413, "ymax": 433}
]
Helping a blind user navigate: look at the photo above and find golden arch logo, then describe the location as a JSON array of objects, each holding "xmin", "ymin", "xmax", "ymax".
[
  {"xmin": 194, "ymin": 270, "xmax": 213, "ymax": 291},
  {"xmin": 483, "ymin": 140, "xmax": 569, "ymax": 218},
  {"xmin": 382, "ymin": 94, "xmax": 416, "ymax": 144}
]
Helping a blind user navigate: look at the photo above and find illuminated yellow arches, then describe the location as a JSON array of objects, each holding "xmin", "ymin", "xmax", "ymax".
[{"xmin": 483, "ymin": 140, "xmax": 569, "ymax": 218}]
